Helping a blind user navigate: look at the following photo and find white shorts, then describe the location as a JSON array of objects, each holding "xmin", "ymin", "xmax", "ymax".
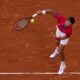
[{"xmin": 56, "ymin": 25, "xmax": 69, "ymax": 45}]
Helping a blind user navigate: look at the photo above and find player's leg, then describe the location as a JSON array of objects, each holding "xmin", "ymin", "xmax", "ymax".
[
  {"xmin": 58, "ymin": 38, "xmax": 69, "ymax": 75},
  {"xmin": 58, "ymin": 44, "xmax": 66, "ymax": 75},
  {"xmin": 50, "ymin": 25, "xmax": 61, "ymax": 58},
  {"xmin": 59, "ymin": 44, "xmax": 65, "ymax": 61},
  {"xmin": 50, "ymin": 40, "xmax": 60, "ymax": 58}
]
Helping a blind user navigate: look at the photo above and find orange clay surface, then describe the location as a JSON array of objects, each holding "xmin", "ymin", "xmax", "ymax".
[{"xmin": 0, "ymin": 0, "xmax": 80, "ymax": 80}]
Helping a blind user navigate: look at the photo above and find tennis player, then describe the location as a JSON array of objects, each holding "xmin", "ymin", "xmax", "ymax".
[{"xmin": 33, "ymin": 9, "xmax": 75, "ymax": 75}]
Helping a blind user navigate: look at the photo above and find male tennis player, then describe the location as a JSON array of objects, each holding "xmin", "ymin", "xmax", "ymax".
[{"xmin": 33, "ymin": 9, "xmax": 75, "ymax": 75}]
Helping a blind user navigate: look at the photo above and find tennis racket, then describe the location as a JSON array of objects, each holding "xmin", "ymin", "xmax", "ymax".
[
  {"xmin": 14, "ymin": 14, "xmax": 38, "ymax": 31},
  {"xmin": 14, "ymin": 9, "xmax": 48, "ymax": 31},
  {"xmin": 14, "ymin": 17, "xmax": 33, "ymax": 31}
]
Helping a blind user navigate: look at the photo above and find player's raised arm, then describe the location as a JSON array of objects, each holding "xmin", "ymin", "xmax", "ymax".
[
  {"xmin": 32, "ymin": 9, "xmax": 65, "ymax": 24},
  {"xmin": 32, "ymin": 9, "xmax": 57, "ymax": 18}
]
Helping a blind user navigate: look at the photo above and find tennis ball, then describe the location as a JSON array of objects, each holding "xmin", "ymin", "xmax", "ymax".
[{"xmin": 30, "ymin": 18, "xmax": 35, "ymax": 23}]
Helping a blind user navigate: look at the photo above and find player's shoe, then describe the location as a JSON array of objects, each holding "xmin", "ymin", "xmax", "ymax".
[
  {"xmin": 50, "ymin": 47, "xmax": 59, "ymax": 58},
  {"xmin": 58, "ymin": 63, "xmax": 66, "ymax": 75}
]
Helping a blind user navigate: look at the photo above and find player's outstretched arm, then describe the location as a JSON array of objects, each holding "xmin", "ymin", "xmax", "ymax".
[{"xmin": 32, "ymin": 9, "xmax": 56, "ymax": 18}]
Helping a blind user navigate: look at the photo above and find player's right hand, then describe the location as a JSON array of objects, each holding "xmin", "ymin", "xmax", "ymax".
[{"xmin": 36, "ymin": 10, "xmax": 43, "ymax": 15}]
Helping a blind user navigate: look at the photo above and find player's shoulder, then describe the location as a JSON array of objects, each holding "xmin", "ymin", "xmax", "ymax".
[{"xmin": 65, "ymin": 26, "xmax": 72, "ymax": 34}]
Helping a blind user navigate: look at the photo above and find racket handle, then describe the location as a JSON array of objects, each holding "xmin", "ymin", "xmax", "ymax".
[{"xmin": 32, "ymin": 14, "xmax": 38, "ymax": 17}]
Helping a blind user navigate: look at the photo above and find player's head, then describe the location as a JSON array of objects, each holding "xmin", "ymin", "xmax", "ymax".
[
  {"xmin": 64, "ymin": 17, "xmax": 75, "ymax": 27},
  {"xmin": 68, "ymin": 17, "xmax": 75, "ymax": 24}
]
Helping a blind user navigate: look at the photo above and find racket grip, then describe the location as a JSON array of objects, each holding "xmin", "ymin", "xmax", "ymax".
[{"xmin": 32, "ymin": 14, "xmax": 38, "ymax": 17}]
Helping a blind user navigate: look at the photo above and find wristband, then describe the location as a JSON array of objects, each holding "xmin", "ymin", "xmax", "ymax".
[{"xmin": 42, "ymin": 10, "xmax": 46, "ymax": 14}]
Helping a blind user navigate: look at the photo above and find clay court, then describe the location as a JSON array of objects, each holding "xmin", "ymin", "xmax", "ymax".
[{"xmin": 0, "ymin": 0, "xmax": 80, "ymax": 79}]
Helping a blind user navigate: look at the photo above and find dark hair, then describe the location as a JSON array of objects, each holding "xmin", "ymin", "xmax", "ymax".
[{"xmin": 68, "ymin": 17, "xmax": 75, "ymax": 24}]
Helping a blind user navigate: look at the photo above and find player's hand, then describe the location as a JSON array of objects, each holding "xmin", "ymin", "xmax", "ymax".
[
  {"xmin": 32, "ymin": 10, "xmax": 42, "ymax": 17},
  {"xmin": 36, "ymin": 10, "xmax": 43, "ymax": 15},
  {"xmin": 36, "ymin": 9, "xmax": 48, "ymax": 15},
  {"xmin": 43, "ymin": 9, "xmax": 52, "ymax": 12},
  {"xmin": 51, "ymin": 32, "xmax": 55, "ymax": 37},
  {"xmin": 32, "ymin": 10, "xmax": 46, "ymax": 17}
]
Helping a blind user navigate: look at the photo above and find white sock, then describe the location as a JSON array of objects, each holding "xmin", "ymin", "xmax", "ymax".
[{"xmin": 54, "ymin": 46, "xmax": 59, "ymax": 54}]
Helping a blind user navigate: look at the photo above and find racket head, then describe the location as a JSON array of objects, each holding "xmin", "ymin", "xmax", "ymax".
[{"xmin": 14, "ymin": 17, "xmax": 32, "ymax": 31}]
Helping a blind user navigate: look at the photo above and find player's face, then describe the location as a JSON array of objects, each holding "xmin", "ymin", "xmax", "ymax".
[{"xmin": 64, "ymin": 20, "xmax": 72, "ymax": 27}]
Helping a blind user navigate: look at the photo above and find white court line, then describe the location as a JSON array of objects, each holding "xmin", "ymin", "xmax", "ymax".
[{"xmin": 0, "ymin": 72, "xmax": 79, "ymax": 75}]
